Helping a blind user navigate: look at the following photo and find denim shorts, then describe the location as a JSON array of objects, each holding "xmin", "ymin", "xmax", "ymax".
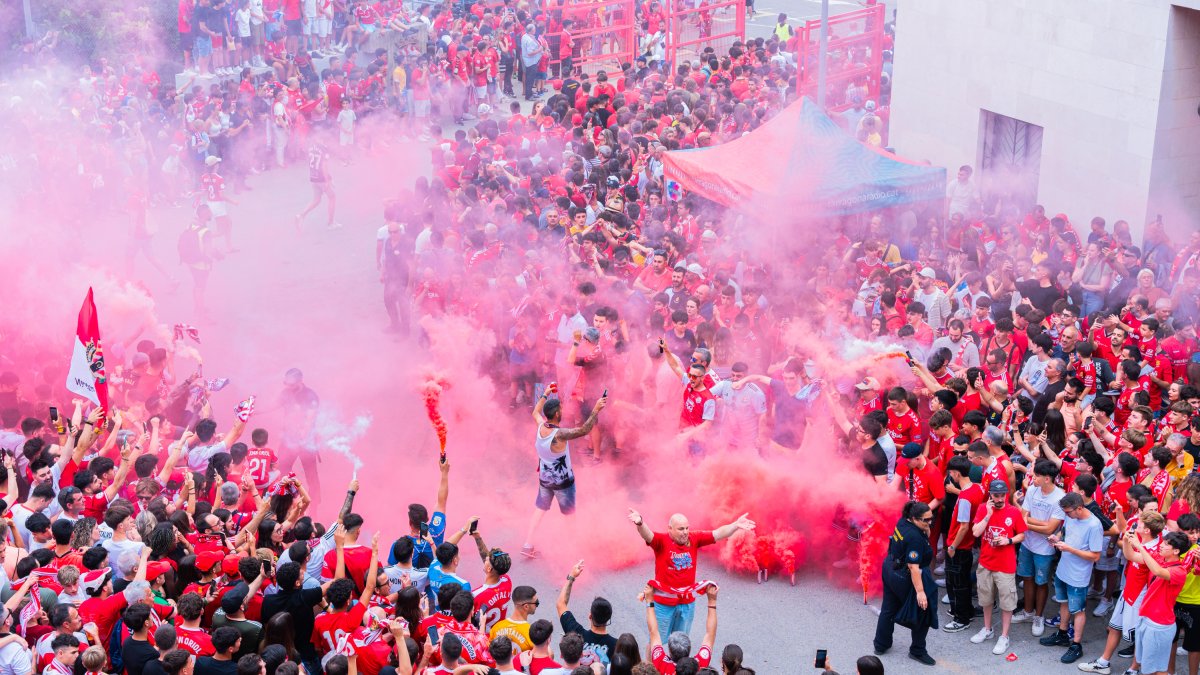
[
  {"xmin": 194, "ymin": 35, "xmax": 213, "ymax": 58},
  {"xmin": 536, "ymin": 483, "xmax": 576, "ymax": 514},
  {"xmin": 1017, "ymin": 546, "xmax": 1054, "ymax": 585},
  {"xmin": 1053, "ymin": 577, "xmax": 1088, "ymax": 614}
]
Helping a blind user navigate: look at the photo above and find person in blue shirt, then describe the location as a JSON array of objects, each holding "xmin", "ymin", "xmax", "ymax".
[
  {"xmin": 427, "ymin": 534, "xmax": 475, "ymax": 609},
  {"xmin": 388, "ymin": 459, "xmax": 451, "ymax": 568}
]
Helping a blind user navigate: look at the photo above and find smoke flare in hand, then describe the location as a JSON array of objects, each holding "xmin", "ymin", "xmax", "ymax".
[{"xmin": 421, "ymin": 376, "xmax": 449, "ymax": 461}]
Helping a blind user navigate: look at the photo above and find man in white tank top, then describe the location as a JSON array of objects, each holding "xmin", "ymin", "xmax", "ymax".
[{"xmin": 521, "ymin": 384, "xmax": 607, "ymax": 559}]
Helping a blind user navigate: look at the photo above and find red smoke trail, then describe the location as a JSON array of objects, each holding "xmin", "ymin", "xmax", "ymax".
[
  {"xmin": 858, "ymin": 517, "xmax": 890, "ymax": 602},
  {"xmin": 421, "ymin": 376, "xmax": 449, "ymax": 461}
]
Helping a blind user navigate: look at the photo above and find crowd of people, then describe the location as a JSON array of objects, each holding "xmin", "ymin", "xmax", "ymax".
[{"xmin": 3, "ymin": 0, "xmax": 1200, "ymax": 672}]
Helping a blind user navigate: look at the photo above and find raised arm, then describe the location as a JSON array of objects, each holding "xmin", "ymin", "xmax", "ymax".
[
  {"xmin": 554, "ymin": 396, "xmax": 607, "ymax": 441},
  {"xmin": 641, "ymin": 585, "xmax": 662, "ymax": 648},
  {"xmin": 435, "ymin": 460, "xmax": 450, "ymax": 515},
  {"xmin": 359, "ymin": 532, "xmax": 381, "ymax": 605},
  {"xmin": 105, "ymin": 441, "xmax": 137, "ymax": 499},
  {"xmin": 389, "ymin": 619, "xmax": 414, "ymax": 675},
  {"xmin": 340, "ymin": 479, "xmax": 359, "ymax": 523},
  {"xmin": 556, "ymin": 559, "xmax": 584, "ymax": 616},
  {"xmin": 701, "ymin": 584, "xmax": 718, "ymax": 648},
  {"xmin": 446, "ymin": 518, "xmax": 476, "ymax": 546},
  {"xmin": 713, "ymin": 513, "xmax": 755, "ymax": 541},
  {"xmin": 469, "ymin": 523, "xmax": 489, "ymax": 563},
  {"xmin": 660, "ymin": 340, "xmax": 684, "ymax": 379},
  {"xmin": 628, "ymin": 508, "xmax": 654, "ymax": 544}
]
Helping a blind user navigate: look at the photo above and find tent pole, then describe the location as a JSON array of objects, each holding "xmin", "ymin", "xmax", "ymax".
[{"xmin": 816, "ymin": 0, "xmax": 828, "ymax": 108}]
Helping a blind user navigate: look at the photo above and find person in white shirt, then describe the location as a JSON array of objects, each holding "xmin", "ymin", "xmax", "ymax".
[
  {"xmin": 911, "ymin": 268, "xmax": 952, "ymax": 329},
  {"xmin": 1016, "ymin": 334, "xmax": 1054, "ymax": 402},
  {"xmin": 946, "ymin": 165, "xmax": 977, "ymax": 217},
  {"xmin": 10, "ymin": 484, "xmax": 55, "ymax": 549}
]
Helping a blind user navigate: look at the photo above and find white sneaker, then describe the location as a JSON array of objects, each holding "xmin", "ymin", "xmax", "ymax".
[
  {"xmin": 992, "ymin": 634, "xmax": 1010, "ymax": 656},
  {"xmin": 1179, "ymin": 645, "xmax": 1188, "ymax": 656},
  {"xmin": 1077, "ymin": 662, "xmax": 1112, "ymax": 674},
  {"xmin": 1032, "ymin": 616, "xmax": 1046, "ymax": 637},
  {"xmin": 1093, "ymin": 598, "xmax": 1115, "ymax": 617},
  {"xmin": 970, "ymin": 627, "xmax": 994, "ymax": 644},
  {"xmin": 1011, "ymin": 609, "xmax": 1034, "ymax": 623}
]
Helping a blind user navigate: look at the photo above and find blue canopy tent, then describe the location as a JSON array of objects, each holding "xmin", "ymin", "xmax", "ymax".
[{"xmin": 663, "ymin": 97, "xmax": 946, "ymax": 216}]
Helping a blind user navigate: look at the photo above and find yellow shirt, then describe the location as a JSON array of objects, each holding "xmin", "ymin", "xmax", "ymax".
[
  {"xmin": 392, "ymin": 66, "xmax": 407, "ymax": 92},
  {"xmin": 490, "ymin": 618, "xmax": 532, "ymax": 652},
  {"xmin": 1179, "ymin": 544, "xmax": 1200, "ymax": 605},
  {"xmin": 1168, "ymin": 453, "xmax": 1194, "ymax": 487}
]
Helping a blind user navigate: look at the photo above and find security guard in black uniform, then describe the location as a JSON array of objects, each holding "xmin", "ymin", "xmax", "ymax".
[{"xmin": 873, "ymin": 500, "xmax": 938, "ymax": 666}]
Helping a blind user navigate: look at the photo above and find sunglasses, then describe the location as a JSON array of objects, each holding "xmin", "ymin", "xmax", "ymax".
[{"xmin": 918, "ymin": 517, "xmax": 934, "ymax": 523}]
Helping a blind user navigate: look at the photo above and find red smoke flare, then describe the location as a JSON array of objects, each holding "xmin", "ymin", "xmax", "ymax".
[
  {"xmin": 421, "ymin": 378, "xmax": 449, "ymax": 460},
  {"xmin": 858, "ymin": 518, "xmax": 889, "ymax": 602}
]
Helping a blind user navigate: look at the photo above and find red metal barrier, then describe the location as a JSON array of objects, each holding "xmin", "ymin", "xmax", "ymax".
[
  {"xmin": 547, "ymin": 0, "xmax": 638, "ymax": 77},
  {"xmin": 664, "ymin": 0, "xmax": 745, "ymax": 72},
  {"xmin": 794, "ymin": 4, "xmax": 884, "ymax": 111}
]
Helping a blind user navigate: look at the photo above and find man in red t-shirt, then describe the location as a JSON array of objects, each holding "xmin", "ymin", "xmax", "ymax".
[
  {"xmin": 1126, "ymin": 529, "xmax": 1189, "ymax": 673},
  {"xmin": 643, "ymin": 584, "xmax": 717, "ymax": 674},
  {"xmin": 322, "ymin": 514, "xmax": 374, "ymax": 593},
  {"xmin": 628, "ymin": 508, "xmax": 753, "ymax": 639},
  {"xmin": 943, "ymin": 456, "xmax": 984, "ymax": 631},
  {"xmin": 886, "ymin": 387, "xmax": 924, "ymax": 447},
  {"xmin": 969, "ymin": 480, "xmax": 1027, "ymax": 654}
]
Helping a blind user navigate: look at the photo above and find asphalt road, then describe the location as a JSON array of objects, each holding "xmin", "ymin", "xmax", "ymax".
[
  {"xmin": 104, "ymin": 1, "xmax": 1163, "ymax": 672},
  {"xmin": 115, "ymin": 131, "xmax": 1135, "ymax": 675}
]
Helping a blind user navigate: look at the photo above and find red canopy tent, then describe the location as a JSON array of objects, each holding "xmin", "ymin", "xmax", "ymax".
[{"xmin": 662, "ymin": 97, "xmax": 945, "ymax": 215}]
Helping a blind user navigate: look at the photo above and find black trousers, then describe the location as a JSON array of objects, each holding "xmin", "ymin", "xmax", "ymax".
[
  {"xmin": 874, "ymin": 582, "xmax": 931, "ymax": 657},
  {"xmin": 945, "ymin": 547, "xmax": 975, "ymax": 624}
]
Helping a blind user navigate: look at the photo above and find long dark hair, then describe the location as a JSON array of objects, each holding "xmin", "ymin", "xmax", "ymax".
[
  {"xmin": 263, "ymin": 611, "xmax": 299, "ymax": 661},
  {"xmin": 395, "ymin": 587, "xmax": 422, "ymax": 635},
  {"xmin": 614, "ymin": 633, "xmax": 641, "ymax": 667}
]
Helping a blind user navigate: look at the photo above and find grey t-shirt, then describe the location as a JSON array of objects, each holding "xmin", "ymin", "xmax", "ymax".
[
  {"xmin": 1020, "ymin": 486, "xmax": 1065, "ymax": 556},
  {"xmin": 1055, "ymin": 514, "xmax": 1104, "ymax": 588}
]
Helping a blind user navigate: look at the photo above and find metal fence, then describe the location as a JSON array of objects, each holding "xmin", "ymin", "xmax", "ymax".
[{"xmin": 794, "ymin": 4, "xmax": 885, "ymax": 111}]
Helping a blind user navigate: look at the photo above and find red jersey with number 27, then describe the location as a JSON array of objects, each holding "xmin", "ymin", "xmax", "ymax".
[{"xmin": 472, "ymin": 575, "xmax": 512, "ymax": 633}]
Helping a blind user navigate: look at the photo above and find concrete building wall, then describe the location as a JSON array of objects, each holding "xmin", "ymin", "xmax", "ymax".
[
  {"xmin": 888, "ymin": 0, "xmax": 1200, "ymax": 240},
  {"xmin": 1148, "ymin": 6, "xmax": 1200, "ymax": 230}
]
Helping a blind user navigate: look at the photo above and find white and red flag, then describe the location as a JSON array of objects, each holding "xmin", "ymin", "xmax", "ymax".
[{"xmin": 65, "ymin": 288, "xmax": 109, "ymax": 423}]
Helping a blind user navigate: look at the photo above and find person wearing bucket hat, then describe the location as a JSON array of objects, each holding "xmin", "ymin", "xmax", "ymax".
[{"xmin": 966, "ymin": 479, "xmax": 1025, "ymax": 657}]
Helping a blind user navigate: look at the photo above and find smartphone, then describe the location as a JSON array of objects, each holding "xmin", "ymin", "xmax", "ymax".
[
  {"xmin": 814, "ymin": 649, "xmax": 827, "ymax": 669},
  {"xmin": 602, "ymin": 388, "xmax": 608, "ymax": 398},
  {"xmin": 49, "ymin": 407, "xmax": 59, "ymax": 422},
  {"xmin": 469, "ymin": 519, "xmax": 478, "ymax": 534},
  {"xmin": 428, "ymin": 626, "xmax": 440, "ymax": 646},
  {"xmin": 904, "ymin": 350, "xmax": 916, "ymax": 367},
  {"xmin": 419, "ymin": 522, "xmax": 429, "ymax": 537}
]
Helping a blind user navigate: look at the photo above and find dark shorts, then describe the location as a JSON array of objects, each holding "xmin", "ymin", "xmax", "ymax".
[
  {"xmin": 1178, "ymin": 603, "xmax": 1200, "ymax": 652},
  {"xmin": 286, "ymin": 18, "xmax": 303, "ymax": 35},
  {"xmin": 536, "ymin": 483, "xmax": 576, "ymax": 514}
]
